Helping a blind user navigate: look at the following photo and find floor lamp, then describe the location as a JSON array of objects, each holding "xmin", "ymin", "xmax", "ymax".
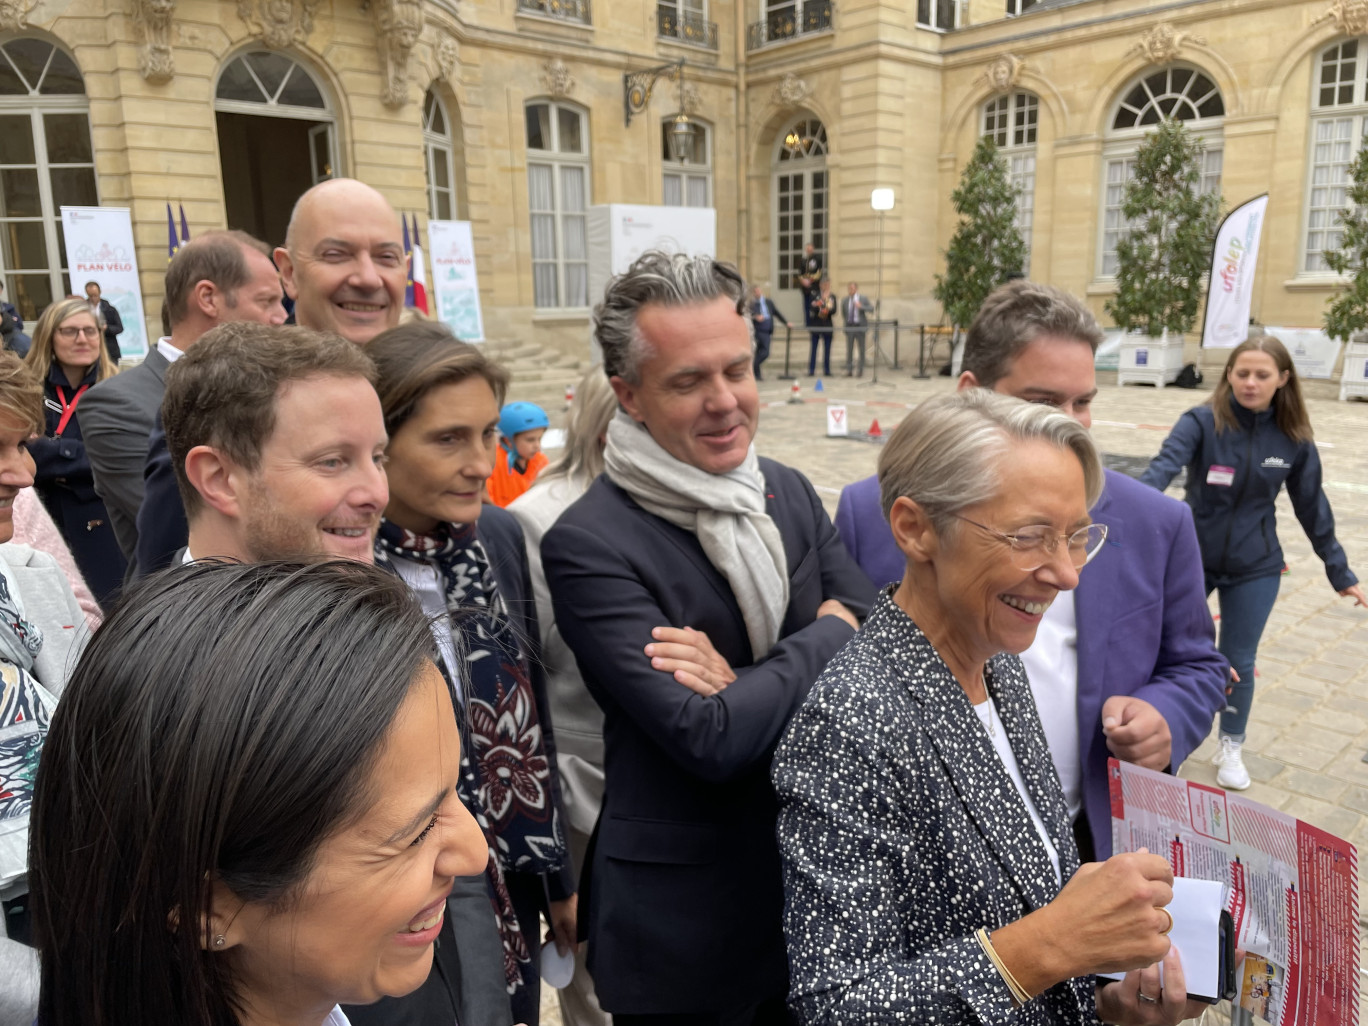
[{"xmin": 868, "ymin": 188, "xmax": 895, "ymax": 385}]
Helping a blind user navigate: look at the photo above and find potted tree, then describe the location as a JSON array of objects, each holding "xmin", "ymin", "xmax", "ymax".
[
  {"xmin": 1323, "ymin": 147, "xmax": 1368, "ymax": 400},
  {"xmin": 934, "ymin": 135, "xmax": 1026, "ymax": 373},
  {"xmin": 1106, "ymin": 118, "xmax": 1221, "ymax": 387}
]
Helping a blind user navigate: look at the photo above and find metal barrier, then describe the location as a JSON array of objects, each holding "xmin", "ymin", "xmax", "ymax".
[{"xmin": 915, "ymin": 324, "xmax": 956, "ymax": 379}]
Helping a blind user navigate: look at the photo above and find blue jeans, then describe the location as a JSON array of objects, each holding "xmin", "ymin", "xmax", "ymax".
[{"xmin": 1207, "ymin": 573, "xmax": 1281, "ymax": 740}]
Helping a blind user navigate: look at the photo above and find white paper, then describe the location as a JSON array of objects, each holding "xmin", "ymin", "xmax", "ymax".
[
  {"xmin": 1099, "ymin": 877, "xmax": 1225, "ymax": 999},
  {"xmin": 826, "ymin": 404, "xmax": 848, "ymax": 436}
]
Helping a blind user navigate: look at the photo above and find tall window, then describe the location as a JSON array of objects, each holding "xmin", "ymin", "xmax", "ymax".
[
  {"xmin": 526, "ymin": 101, "xmax": 589, "ymax": 309},
  {"xmin": 662, "ymin": 121, "xmax": 711, "ymax": 207},
  {"xmin": 916, "ymin": 0, "xmax": 958, "ymax": 31},
  {"xmin": 423, "ymin": 90, "xmax": 457, "ymax": 221},
  {"xmin": 983, "ymin": 92, "xmax": 1037, "ymax": 273},
  {"xmin": 773, "ymin": 118, "xmax": 828, "ymax": 296},
  {"xmin": 1303, "ymin": 40, "xmax": 1368, "ymax": 272},
  {"xmin": 0, "ymin": 38, "xmax": 94, "ymax": 321},
  {"xmin": 1098, "ymin": 66, "xmax": 1224, "ymax": 277}
]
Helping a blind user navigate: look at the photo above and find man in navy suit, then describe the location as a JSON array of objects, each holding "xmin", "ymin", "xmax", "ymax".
[
  {"xmin": 748, "ymin": 283, "xmax": 787, "ymax": 380},
  {"xmin": 834, "ymin": 280, "xmax": 1227, "ymax": 860},
  {"xmin": 543, "ymin": 251, "xmax": 876, "ymax": 1025}
]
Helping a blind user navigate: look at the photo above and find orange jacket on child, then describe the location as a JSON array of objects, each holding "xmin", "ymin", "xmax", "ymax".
[{"xmin": 487, "ymin": 450, "xmax": 549, "ymax": 508}]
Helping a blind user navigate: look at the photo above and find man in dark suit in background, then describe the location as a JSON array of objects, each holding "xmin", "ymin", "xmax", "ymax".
[
  {"xmin": 543, "ymin": 251, "xmax": 876, "ymax": 1026},
  {"xmin": 841, "ymin": 280, "xmax": 874, "ymax": 377},
  {"xmin": 81, "ymin": 230, "xmax": 286, "ymax": 569},
  {"xmin": 84, "ymin": 281, "xmax": 123, "ymax": 364},
  {"xmin": 748, "ymin": 282, "xmax": 787, "ymax": 380}
]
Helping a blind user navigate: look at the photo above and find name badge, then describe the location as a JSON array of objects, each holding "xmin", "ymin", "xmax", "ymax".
[{"xmin": 1206, "ymin": 465, "xmax": 1236, "ymax": 487}]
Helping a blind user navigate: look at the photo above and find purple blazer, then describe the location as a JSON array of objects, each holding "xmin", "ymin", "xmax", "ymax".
[{"xmin": 833, "ymin": 467, "xmax": 1227, "ymax": 858}]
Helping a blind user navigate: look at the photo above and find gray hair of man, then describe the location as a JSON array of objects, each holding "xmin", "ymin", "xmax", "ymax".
[
  {"xmin": 540, "ymin": 363, "xmax": 618, "ymax": 489},
  {"xmin": 594, "ymin": 250, "xmax": 750, "ymax": 384},
  {"xmin": 962, "ymin": 279, "xmax": 1104, "ymax": 388},
  {"xmin": 877, "ymin": 389, "xmax": 1104, "ymax": 533}
]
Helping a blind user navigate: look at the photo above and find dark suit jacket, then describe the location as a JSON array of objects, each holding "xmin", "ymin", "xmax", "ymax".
[
  {"xmin": 542, "ymin": 459, "xmax": 876, "ymax": 1015},
  {"xmin": 97, "ymin": 298, "xmax": 122, "ymax": 364},
  {"xmin": 133, "ymin": 416, "xmax": 186, "ymax": 579},
  {"xmin": 79, "ymin": 347, "xmax": 169, "ymax": 565},
  {"xmin": 774, "ymin": 593, "xmax": 1096, "ymax": 1025},
  {"xmin": 831, "ymin": 468, "xmax": 1227, "ymax": 858},
  {"xmin": 750, "ymin": 295, "xmax": 788, "ymax": 339}
]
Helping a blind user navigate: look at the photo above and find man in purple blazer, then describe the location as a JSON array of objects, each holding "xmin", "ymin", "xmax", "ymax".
[{"xmin": 835, "ymin": 280, "xmax": 1227, "ymax": 860}]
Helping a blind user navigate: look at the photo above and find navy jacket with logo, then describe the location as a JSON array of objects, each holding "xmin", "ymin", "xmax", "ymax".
[{"xmin": 1140, "ymin": 396, "xmax": 1357, "ymax": 591}]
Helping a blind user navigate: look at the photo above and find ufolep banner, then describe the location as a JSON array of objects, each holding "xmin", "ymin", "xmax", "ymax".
[
  {"xmin": 60, "ymin": 206, "xmax": 148, "ymax": 360},
  {"xmin": 1201, "ymin": 194, "xmax": 1269, "ymax": 349},
  {"xmin": 427, "ymin": 220, "xmax": 484, "ymax": 342}
]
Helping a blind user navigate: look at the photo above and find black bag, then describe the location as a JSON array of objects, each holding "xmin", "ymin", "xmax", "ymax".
[{"xmin": 1175, "ymin": 363, "xmax": 1203, "ymax": 388}]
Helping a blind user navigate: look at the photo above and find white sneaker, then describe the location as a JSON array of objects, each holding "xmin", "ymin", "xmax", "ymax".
[{"xmin": 1216, "ymin": 736, "xmax": 1251, "ymax": 790}]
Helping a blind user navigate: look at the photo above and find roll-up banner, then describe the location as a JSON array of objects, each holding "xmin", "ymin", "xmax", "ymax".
[
  {"xmin": 60, "ymin": 205, "xmax": 149, "ymax": 360},
  {"xmin": 427, "ymin": 220, "xmax": 485, "ymax": 342},
  {"xmin": 1200, "ymin": 194, "xmax": 1269, "ymax": 349}
]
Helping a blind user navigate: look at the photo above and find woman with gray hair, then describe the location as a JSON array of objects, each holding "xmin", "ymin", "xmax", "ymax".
[
  {"xmin": 507, "ymin": 366, "xmax": 618, "ymax": 1026},
  {"xmin": 774, "ymin": 390, "xmax": 1207, "ymax": 1026}
]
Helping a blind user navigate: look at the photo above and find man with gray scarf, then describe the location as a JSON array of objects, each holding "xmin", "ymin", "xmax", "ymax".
[{"xmin": 542, "ymin": 251, "xmax": 876, "ymax": 1026}]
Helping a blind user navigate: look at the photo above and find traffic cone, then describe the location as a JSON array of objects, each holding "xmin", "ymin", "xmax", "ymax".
[
  {"xmin": 814, "ymin": 378, "xmax": 824, "ymax": 392},
  {"xmin": 789, "ymin": 380, "xmax": 802, "ymax": 403},
  {"xmin": 867, "ymin": 418, "xmax": 883, "ymax": 438}
]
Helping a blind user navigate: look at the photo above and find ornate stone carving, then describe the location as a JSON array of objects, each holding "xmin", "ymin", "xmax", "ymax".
[
  {"xmin": 1128, "ymin": 22, "xmax": 1205, "ymax": 64},
  {"xmin": 681, "ymin": 82, "xmax": 702, "ymax": 116},
  {"xmin": 236, "ymin": 0, "xmax": 320, "ymax": 50},
  {"xmin": 542, "ymin": 58, "xmax": 574, "ymax": 97},
  {"xmin": 435, "ymin": 36, "xmax": 458, "ymax": 82},
  {"xmin": 131, "ymin": 0, "xmax": 176, "ymax": 84},
  {"xmin": 0, "ymin": 0, "xmax": 38, "ymax": 31},
  {"xmin": 980, "ymin": 53, "xmax": 1024, "ymax": 94},
  {"xmin": 1319, "ymin": 0, "xmax": 1368, "ymax": 36},
  {"xmin": 770, "ymin": 72, "xmax": 811, "ymax": 108},
  {"xmin": 372, "ymin": 0, "xmax": 424, "ymax": 108}
]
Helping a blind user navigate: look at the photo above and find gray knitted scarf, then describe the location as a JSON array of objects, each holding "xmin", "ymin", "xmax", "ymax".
[{"xmin": 604, "ymin": 411, "xmax": 789, "ymax": 659}]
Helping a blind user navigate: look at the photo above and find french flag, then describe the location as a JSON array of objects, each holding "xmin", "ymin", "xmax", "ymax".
[{"xmin": 409, "ymin": 214, "xmax": 429, "ymax": 315}]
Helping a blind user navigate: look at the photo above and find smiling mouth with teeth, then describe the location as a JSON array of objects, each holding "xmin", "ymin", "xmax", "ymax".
[
  {"xmin": 1001, "ymin": 595, "xmax": 1051, "ymax": 616},
  {"xmin": 324, "ymin": 526, "xmax": 371, "ymax": 538},
  {"xmin": 340, "ymin": 303, "xmax": 385, "ymax": 312},
  {"xmin": 406, "ymin": 905, "xmax": 444, "ymax": 933}
]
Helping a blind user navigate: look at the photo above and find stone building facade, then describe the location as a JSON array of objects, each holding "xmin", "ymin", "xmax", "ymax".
[{"xmin": 2, "ymin": 0, "xmax": 1365, "ymax": 357}]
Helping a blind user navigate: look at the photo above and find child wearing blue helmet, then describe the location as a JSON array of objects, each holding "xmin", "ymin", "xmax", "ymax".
[{"xmin": 488, "ymin": 400, "xmax": 550, "ymax": 507}]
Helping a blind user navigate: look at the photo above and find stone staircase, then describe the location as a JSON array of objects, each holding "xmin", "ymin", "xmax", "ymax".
[{"xmin": 482, "ymin": 338, "xmax": 586, "ymax": 403}]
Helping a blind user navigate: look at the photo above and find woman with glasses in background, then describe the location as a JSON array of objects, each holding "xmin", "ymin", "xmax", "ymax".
[
  {"xmin": 24, "ymin": 297, "xmax": 125, "ymax": 604},
  {"xmin": 774, "ymin": 391, "xmax": 1206, "ymax": 1026}
]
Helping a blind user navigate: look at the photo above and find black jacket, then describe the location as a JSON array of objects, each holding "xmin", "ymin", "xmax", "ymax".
[
  {"xmin": 542, "ymin": 459, "xmax": 876, "ymax": 1014},
  {"xmin": 1140, "ymin": 396, "xmax": 1357, "ymax": 590}
]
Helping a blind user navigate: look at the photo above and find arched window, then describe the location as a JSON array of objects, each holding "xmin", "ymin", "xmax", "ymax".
[
  {"xmin": 662, "ymin": 120, "xmax": 711, "ymax": 208},
  {"xmin": 423, "ymin": 89, "xmax": 457, "ymax": 220},
  {"xmin": 983, "ymin": 91, "xmax": 1037, "ymax": 273},
  {"xmin": 0, "ymin": 38, "xmax": 94, "ymax": 320},
  {"xmin": 526, "ymin": 100, "xmax": 590, "ymax": 308},
  {"xmin": 1099, "ymin": 66, "xmax": 1224, "ymax": 277},
  {"xmin": 1303, "ymin": 40, "xmax": 1368, "ymax": 272},
  {"xmin": 772, "ymin": 117, "xmax": 828, "ymax": 306}
]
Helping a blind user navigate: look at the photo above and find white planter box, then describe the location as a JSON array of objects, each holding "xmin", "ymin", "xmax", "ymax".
[
  {"xmin": 1338, "ymin": 338, "xmax": 1368, "ymax": 400},
  {"xmin": 1117, "ymin": 333, "xmax": 1185, "ymax": 387}
]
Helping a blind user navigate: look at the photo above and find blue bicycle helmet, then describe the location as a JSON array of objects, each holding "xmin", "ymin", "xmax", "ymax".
[{"xmin": 498, "ymin": 402, "xmax": 550, "ymax": 468}]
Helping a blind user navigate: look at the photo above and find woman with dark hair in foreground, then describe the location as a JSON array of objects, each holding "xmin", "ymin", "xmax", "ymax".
[{"xmin": 29, "ymin": 560, "xmax": 490, "ymax": 1026}]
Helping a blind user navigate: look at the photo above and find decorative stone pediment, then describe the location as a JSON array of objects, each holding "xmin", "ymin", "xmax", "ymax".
[
  {"xmin": 771, "ymin": 72, "xmax": 811, "ymax": 108},
  {"xmin": 1320, "ymin": 0, "xmax": 1368, "ymax": 36},
  {"xmin": 131, "ymin": 0, "xmax": 176, "ymax": 84},
  {"xmin": 435, "ymin": 35, "xmax": 458, "ymax": 82},
  {"xmin": 236, "ymin": 0, "xmax": 319, "ymax": 50},
  {"xmin": 1128, "ymin": 22, "xmax": 1205, "ymax": 64},
  {"xmin": 372, "ymin": 0, "xmax": 424, "ymax": 108},
  {"xmin": 980, "ymin": 53, "xmax": 1025, "ymax": 94},
  {"xmin": 542, "ymin": 58, "xmax": 574, "ymax": 97},
  {"xmin": 0, "ymin": 0, "xmax": 37, "ymax": 31}
]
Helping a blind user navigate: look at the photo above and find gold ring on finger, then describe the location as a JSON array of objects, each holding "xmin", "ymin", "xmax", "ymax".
[{"xmin": 1158, "ymin": 907, "xmax": 1173, "ymax": 936}]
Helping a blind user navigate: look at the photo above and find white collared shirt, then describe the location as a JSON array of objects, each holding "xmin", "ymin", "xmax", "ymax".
[
  {"xmin": 157, "ymin": 337, "xmax": 184, "ymax": 363},
  {"xmin": 389, "ymin": 551, "xmax": 462, "ymax": 697},
  {"xmin": 1019, "ymin": 591, "xmax": 1082, "ymax": 823}
]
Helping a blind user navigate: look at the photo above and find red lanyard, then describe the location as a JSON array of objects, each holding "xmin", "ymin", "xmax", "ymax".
[{"xmin": 54, "ymin": 384, "xmax": 87, "ymax": 437}]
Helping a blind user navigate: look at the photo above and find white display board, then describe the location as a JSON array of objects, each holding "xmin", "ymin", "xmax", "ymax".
[
  {"xmin": 586, "ymin": 204, "xmax": 718, "ymax": 358},
  {"xmin": 1263, "ymin": 326, "xmax": 1343, "ymax": 380},
  {"xmin": 427, "ymin": 220, "xmax": 485, "ymax": 342},
  {"xmin": 59, "ymin": 206, "xmax": 148, "ymax": 360}
]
